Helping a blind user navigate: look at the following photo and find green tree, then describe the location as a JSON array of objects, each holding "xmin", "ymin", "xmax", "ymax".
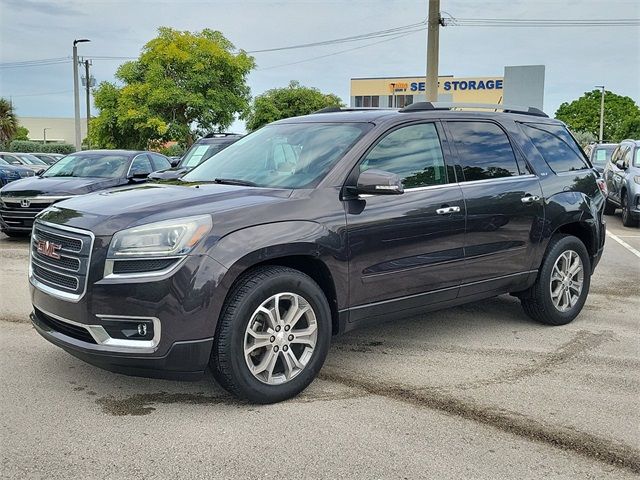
[
  {"xmin": 89, "ymin": 27, "xmax": 254, "ymax": 149},
  {"xmin": 14, "ymin": 126, "xmax": 29, "ymax": 141},
  {"xmin": 555, "ymin": 90, "xmax": 640, "ymax": 142},
  {"xmin": 0, "ymin": 98, "xmax": 18, "ymax": 146},
  {"xmin": 246, "ymin": 81, "xmax": 344, "ymax": 131}
]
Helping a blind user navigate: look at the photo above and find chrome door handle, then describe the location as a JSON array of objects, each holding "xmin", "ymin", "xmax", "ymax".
[
  {"xmin": 436, "ymin": 206, "xmax": 461, "ymax": 215},
  {"xmin": 521, "ymin": 195, "xmax": 540, "ymax": 204}
]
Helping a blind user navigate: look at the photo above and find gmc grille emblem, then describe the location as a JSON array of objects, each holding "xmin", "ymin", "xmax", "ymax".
[
  {"xmin": 21, "ymin": 199, "xmax": 31, "ymax": 208},
  {"xmin": 36, "ymin": 240, "xmax": 62, "ymax": 259}
]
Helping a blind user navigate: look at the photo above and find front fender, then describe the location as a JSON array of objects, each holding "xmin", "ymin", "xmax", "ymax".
[{"xmin": 205, "ymin": 221, "xmax": 348, "ymax": 310}]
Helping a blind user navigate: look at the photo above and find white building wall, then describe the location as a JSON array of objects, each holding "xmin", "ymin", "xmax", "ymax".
[{"xmin": 17, "ymin": 117, "xmax": 87, "ymax": 144}]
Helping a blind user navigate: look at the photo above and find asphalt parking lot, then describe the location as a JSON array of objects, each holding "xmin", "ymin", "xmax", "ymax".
[{"xmin": 1, "ymin": 214, "xmax": 638, "ymax": 479}]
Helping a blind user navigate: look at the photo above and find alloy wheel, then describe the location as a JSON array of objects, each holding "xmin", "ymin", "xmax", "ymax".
[
  {"xmin": 243, "ymin": 292, "xmax": 318, "ymax": 385},
  {"xmin": 549, "ymin": 250, "xmax": 584, "ymax": 312}
]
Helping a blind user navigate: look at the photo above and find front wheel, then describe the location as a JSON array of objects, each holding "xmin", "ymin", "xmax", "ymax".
[
  {"xmin": 520, "ymin": 235, "xmax": 591, "ymax": 325},
  {"xmin": 211, "ymin": 266, "xmax": 331, "ymax": 403}
]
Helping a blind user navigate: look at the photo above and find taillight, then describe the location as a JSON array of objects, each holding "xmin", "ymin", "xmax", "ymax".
[{"xmin": 596, "ymin": 178, "xmax": 607, "ymax": 196}]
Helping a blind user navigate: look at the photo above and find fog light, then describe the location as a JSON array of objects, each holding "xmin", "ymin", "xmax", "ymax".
[
  {"xmin": 101, "ymin": 319, "xmax": 154, "ymax": 341},
  {"xmin": 137, "ymin": 323, "xmax": 147, "ymax": 336}
]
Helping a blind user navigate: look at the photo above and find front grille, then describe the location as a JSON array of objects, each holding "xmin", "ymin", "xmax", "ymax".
[
  {"xmin": 112, "ymin": 258, "xmax": 178, "ymax": 274},
  {"xmin": 30, "ymin": 221, "xmax": 93, "ymax": 300},
  {"xmin": 0, "ymin": 199, "xmax": 53, "ymax": 229},
  {"xmin": 35, "ymin": 308, "xmax": 96, "ymax": 344}
]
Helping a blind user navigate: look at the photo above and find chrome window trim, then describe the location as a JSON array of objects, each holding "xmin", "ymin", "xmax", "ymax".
[
  {"xmin": 34, "ymin": 306, "xmax": 161, "ymax": 353},
  {"xmin": 458, "ymin": 174, "xmax": 538, "ymax": 187},
  {"xmin": 29, "ymin": 220, "xmax": 94, "ymax": 303},
  {"xmin": 125, "ymin": 153, "xmax": 153, "ymax": 178}
]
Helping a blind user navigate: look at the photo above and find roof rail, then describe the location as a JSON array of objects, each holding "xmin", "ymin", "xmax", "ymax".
[
  {"xmin": 312, "ymin": 106, "xmax": 395, "ymax": 114},
  {"xmin": 399, "ymin": 102, "xmax": 548, "ymax": 118}
]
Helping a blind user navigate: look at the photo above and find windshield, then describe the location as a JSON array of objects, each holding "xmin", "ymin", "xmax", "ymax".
[
  {"xmin": 592, "ymin": 145, "xmax": 616, "ymax": 165},
  {"xmin": 181, "ymin": 141, "xmax": 233, "ymax": 168},
  {"xmin": 16, "ymin": 154, "xmax": 47, "ymax": 165},
  {"xmin": 183, "ymin": 123, "xmax": 371, "ymax": 188},
  {"xmin": 43, "ymin": 153, "xmax": 131, "ymax": 178}
]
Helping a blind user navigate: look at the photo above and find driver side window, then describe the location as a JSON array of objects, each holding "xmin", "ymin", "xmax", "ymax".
[
  {"xmin": 129, "ymin": 154, "xmax": 153, "ymax": 176},
  {"xmin": 360, "ymin": 123, "xmax": 448, "ymax": 189}
]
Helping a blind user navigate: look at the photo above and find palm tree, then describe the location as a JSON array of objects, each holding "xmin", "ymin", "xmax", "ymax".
[{"xmin": 0, "ymin": 97, "xmax": 18, "ymax": 146}]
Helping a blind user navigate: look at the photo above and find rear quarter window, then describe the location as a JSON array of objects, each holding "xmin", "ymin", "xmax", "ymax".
[{"xmin": 520, "ymin": 123, "xmax": 589, "ymax": 173}]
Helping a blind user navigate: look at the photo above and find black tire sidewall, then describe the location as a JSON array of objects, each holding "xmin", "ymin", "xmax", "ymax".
[
  {"xmin": 538, "ymin": 236, "xmax": 591, "ymax": 325},
  {"xmin": 222, "ymin": 270, "xmax": 331, "ymax": 403}
]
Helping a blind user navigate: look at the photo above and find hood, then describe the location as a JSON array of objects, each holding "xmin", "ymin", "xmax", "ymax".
[
  {"xmin": 37, "ymin": 182, "xmax": 292, "ymax": 235},
  {"xmin": 0, "ymin": 176, "xmax": 124, "ymax": 197}
]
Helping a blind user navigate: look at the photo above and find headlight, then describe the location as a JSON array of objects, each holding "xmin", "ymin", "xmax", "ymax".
[
  {"xmin": 634, "ymin": 176, "xmax": 640, "ymax": 185},
  {"xmin": 108, "ymin": 215, "xmax": 212, "ymax": 258}
]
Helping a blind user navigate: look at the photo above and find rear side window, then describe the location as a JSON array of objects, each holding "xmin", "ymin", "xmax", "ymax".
[
  {"xmin": 129, "ymin": 155, "xmax": 153, "ymax": 176},
  {"xmin": 360, "ymin": 123, "xmax": 448, "ymax": 188},
  {"xmin": 149, "ymin": 153, "xmax": 171, "ymax": 170},
  {"xmin": 447, "ymin": 121, "xmax": 520, "ymax": 181},
  {"xmin": 521, "ymin": 123, "xmax": 588, "ymax": 173}
]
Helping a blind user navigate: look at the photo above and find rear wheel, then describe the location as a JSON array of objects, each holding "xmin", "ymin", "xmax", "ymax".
[
  {"xmin": 621, "ymin": 193, "xmax": 639, "ymax": 227},
  {"xmin": 211, "ymin": 266, "xmax": 331, "ymax": 403},
  {"xmin": 520, "ymin": 235, "xmax": 591, "ymax": 325}
]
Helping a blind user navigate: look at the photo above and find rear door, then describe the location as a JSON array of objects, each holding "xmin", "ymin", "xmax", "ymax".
[
  {"xmin": 444, "ymin": 120, "xmax": 544, "ymax": 294},
  {"xmin": 345, "ymin": 121, "xmax": 466, "ymax": 321}
]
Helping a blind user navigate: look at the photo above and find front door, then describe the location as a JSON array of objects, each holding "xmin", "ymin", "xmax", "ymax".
[
  {"xmin": 345, "ymin": 122, "xmax": 466, "ymax": 323},
  {"xmin": 444, "ymin": 120, "xmax": 544, "ymax": 295}
]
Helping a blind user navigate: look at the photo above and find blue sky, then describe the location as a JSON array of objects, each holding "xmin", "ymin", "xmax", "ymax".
[{"xmin": 1, "ymin": 0, "xmax": 638, "ymax": 132}]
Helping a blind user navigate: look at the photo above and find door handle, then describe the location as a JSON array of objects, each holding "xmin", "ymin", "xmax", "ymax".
[
  {"xmin": 436, "ymin": 206, "xmax": 461, "ymax": 215},
  {"xmin": 521, "ymin": 195, "xmax": 540, "ymax": 204}
]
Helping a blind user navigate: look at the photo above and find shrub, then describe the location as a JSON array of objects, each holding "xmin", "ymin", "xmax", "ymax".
[{"xmin": 9, "ymin": 140, "xmax": 76, "ymax": 154}]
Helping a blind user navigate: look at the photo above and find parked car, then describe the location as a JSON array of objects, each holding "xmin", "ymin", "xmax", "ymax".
[
  {"xmin": 589, "ymin": 143, "xmax": 618, "ymax": 174},
  {"xmin": 0, "ymin": 158, "xmax": 36, "ymax": 186},
  {"xmin": 28, "ymin": 103, "xmax": 606, "ymax": 403},
  {"xmin": 148, "ymin": 133, "xmax": 242, "ymax": 180},
  {"xmin": 0, "ymin": 149, "xmax": 170, "ymax": 236},
  {"xmin": 31, "ymin": 153, "xmax": 65, "ymax": 165},
  {"xmin": 0, "ymin": 152, "xmax": 49, "ymax": 173},
  {"xmin": 602, "ymin": 139, "xmax": 640, "ymax": 227}
]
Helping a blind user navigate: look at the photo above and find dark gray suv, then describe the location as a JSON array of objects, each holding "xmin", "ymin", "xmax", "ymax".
[
  {"xmin": 603, "ymin": 139, "xmax": 640, "ymax": 227},
  {"xmin": 29, "ymin": 103, "xmax": 606, "ymax": 403}
]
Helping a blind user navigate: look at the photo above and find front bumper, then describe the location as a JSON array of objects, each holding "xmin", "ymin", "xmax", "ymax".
[{"xmin": 31, "ymin": 309, "xmax": 213, "ymax": 379}]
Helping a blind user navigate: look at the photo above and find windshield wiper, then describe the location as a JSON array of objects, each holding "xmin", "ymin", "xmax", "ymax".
[{"xmin": 213, "ymin": 178, "xmax": 257, "ymax": 187}]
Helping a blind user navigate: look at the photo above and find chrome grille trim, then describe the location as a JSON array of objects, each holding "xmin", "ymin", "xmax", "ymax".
[{"xmin": 29, "ymin": 220, "xmax": 94, "ymax": 303}]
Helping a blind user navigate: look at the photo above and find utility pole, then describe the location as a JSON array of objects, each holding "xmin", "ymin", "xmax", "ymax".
[
  {"xmin": 84, "ymin": 58, "xmax": 92, "ymax": 148},
  {"xmin": 425, "ymin": 0, "xmax": 440, "ymax": 102},
  {"xmin": 72, "ymin": 38, "xmax": 90, "ymax": 151},
  {"xmin": 390, "ymin": 82, "xmax": 396, "ymax": 108},
  {"xmin": 596, "ymin": 85, "xmax": 605, "ymax": 142},
  {"xmin": 43, "ymin": 127, "xmax": 50, "ymax": 144}
]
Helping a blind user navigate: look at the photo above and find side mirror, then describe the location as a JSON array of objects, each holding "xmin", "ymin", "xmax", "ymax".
[
  {"xmin": 615, "ymin": 160, "xmax": 626, "ymax": 169},
  {"xmin": 129, "ymin": 172, "xmax": 150, "ymax": 181},
  {"xmin": 356, "ymin": 169, "xmax": 404, "ymax": 195},
  {"xmin": 170, "ymin": 159, "xmax": 181, "ymax": 167},
  {"xmin": 35, "ymin": 169, "xmax": 46, "ymax": 176}
]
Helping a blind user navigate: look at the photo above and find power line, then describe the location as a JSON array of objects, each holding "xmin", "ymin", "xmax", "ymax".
[{"xmin": 445, "ymin": 17, "xmax": 640, "ymax": 27}]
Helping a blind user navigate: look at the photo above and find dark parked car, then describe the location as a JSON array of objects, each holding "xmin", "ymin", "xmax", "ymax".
[
  {"xmin": 148, "ymin": 133, "xmax": 242, "ymax": 180},
  {"xmin": 603, "ymin": 139, "xmax": 640, "ymax": 227},
  {"xmin": 29, "ymin": 103, "xmax": 606, "ymax": 403},
  {"xmin": 32, "ymin": 153, "xmax": 65, "ymax": 165},
  {"xmin": 0, "ymin": 149, "xmax": 171, "ymax": 236},
  {"xmin": 0, "ymin": 152, "xmax": 49, "ymax": 173},
  {"xmin": 589, "ymin": 143, "xmax": 618, "ymax": 174},
  {"xmin": 0, "ymin": 158, "xmax": 36, "ymax": 186}
]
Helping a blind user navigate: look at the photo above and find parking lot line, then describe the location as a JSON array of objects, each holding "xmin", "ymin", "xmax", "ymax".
[{"xmin": 607, "ymin": 231, "xmax": 640, "ymax": 258}]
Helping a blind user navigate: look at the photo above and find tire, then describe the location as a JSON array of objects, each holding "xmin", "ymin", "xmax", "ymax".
[
  {"xmin": 621, "ymin": 193, "xmax": 639, "ymax": 227},
  {"xmin": 2, "ymin": 231, "xmax": 29, "ymax": 238},
  {"xmin": 520, "ymin": 234, "xmax": 591, "ymax": 326},
  {"xmin": 603, "ymin": 199, "xmax": 616, "ymax": 215},
  {"xmin": 211, "ymin": 266, "xmax": 332, "ymax": 403}
]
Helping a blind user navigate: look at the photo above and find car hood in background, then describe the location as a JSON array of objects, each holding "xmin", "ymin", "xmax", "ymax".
[{"xmin": 0, "ymin": 176, "xmax": 124, "ymax": 197}]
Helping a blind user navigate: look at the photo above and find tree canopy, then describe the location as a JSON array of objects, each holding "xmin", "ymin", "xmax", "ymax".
[
  {"xmin": 89, "ymin": 28, "xmax": 255, "ymax": 149},
  {"xmin": 246, "ymin": 81, "xmax": 344, "ymax": 131},
  {"xmin": 555, "ymin": 90, "xmax": 640, "ymax": 143}
]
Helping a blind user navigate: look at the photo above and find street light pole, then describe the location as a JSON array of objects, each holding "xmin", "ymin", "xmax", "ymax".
[
  {"xmin": 425, "ymin": 0, "xmax": 440, "ymax": 102},
  {"xmin": 73, "ymin": 39, "xmax": 90, "ymax": 151},
  {"xmin": 84, "ymin": 59, "xmax": 92, "ymax": 148},
  {"xmin": 43, "ymin": 128, "xmax": 50, "ymax": 145},
  {"xmin": 390, "ymin": 82, "xmax": 396, "ymax": 108},
  {"xmin": 595, "ymin": 85, "xmax": 605, "ymax": 142}
]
